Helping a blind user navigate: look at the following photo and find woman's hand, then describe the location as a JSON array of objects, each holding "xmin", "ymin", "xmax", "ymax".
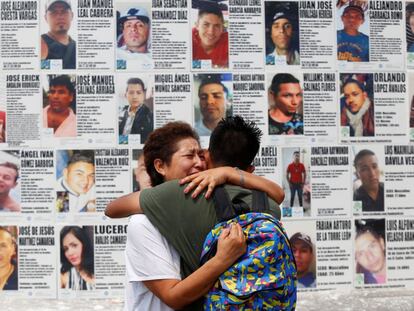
[
  {"xmin": 180, "ymin": 167, "xmax": 233, "ymax": 199},
  {"xmin": 215, "ymin": 223, "xmax": 246, "ymax": 267}
]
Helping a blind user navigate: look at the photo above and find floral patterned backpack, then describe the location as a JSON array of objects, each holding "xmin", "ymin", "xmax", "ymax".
[{"xmin": 200, "ymin": 187, "xmax": 297, "ymax": 310}]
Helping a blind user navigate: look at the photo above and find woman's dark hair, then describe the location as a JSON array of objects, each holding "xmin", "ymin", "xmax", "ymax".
[
  {"xmin": 60, "ymin": 226, "xmax": 94, "ymax": 277},
  {"xmin": 143, "ymin": 122, "xmax": 200, "ymax": 186}
]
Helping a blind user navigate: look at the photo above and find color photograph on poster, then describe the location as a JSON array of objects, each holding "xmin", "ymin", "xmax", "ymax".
[
  {"xmin": 56, "ymin": 150, "xmax": 96, "ymax": 213},
  {"xmin": 265, "ymin": 1, "xmax": 300, "ymax": 66},
  {"xmin": 267, "ymin": 72, "xmax": 303, "ymax": 135},
  {"xmin": 281, "ymin": 147, "xmax": 310, "ymax": 218},
  {"xmin": 193, "ymin": 73, "xmax": 232, "ymax": 137},
  {"xmin": 191, "ymin": 0, "xmax": 229, "ymax": 69}
]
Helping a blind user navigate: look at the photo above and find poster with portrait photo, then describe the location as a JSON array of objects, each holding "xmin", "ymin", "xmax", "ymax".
[
  {"xmin": 193, "ymin": 73, "xmax": 232, "ymax": 147},
  {"xmin": 55, "ymin": 150, "xmax": 96, "ymax": 216},
  {"xmin": 42, "ymin": 74, "xmax": 77, "ymax": 141},
  {"xmin": 15, "ymin": 224, "xmax": 57, "ymax": 297},
  {"xmin": 409, "ymin": 72, "xmax": 414, "ymax": 142},
  {"xmin": 1, "ymin": 73, "xmax": 42, "ymax": 148},
  {"xmin": 354, "ymin": 218, "xmax": 386, "ymax": 286},
  {"xmin": 265, "ymin": 1, "xmax": 300, "ymax": 68},
  {"xmin": 336, "ymin": 1, "xmax": 369, "ymax": 67},
  {"xmin": 266, "ymin": 72, "xmax": 308, "ymax": 146},
  {"xmin": 0, "ymin": 105, "xmax": 6, "ymax": 145},
  {"xmin": 115, "ymin": 1, "xmax": 153, "ymax": 71},
  {"xmin": 116, "ymin": 74, "xmax": 154, "ymax": 146},
  {"xmin": 0, "ymin": 0, "xmax": 39, "ymax": 71},
  {"xmin": 337, "ymin": 1, "xmax": 404, "ymax": 71},
  {"xmin": 382, "ymin": 144, "xmax": 414, "ymax": 217},
  {"xmin": 151, "ymin": 0, "xmax": 190, "ymax": 70},
  {"xmin": 59, "ymin": 225, "xmax": 95, "ymax": 296},
  {"xmin": 58, "ymin": 223, "xmax": 128, "ymax": 298},
  {"xmin": 281, "ymin": 147, "xmax": 310, "ymax": 218},
  {"xmin": 0, "ymin": 151, "xmax": 21, "ymax": 215},
  {"xmin": 282, "ymin": 220, "xmax": 317, "ymax": 290},
  {"xmin": 339, "ymin": 72, "xmax": 408, "ymax": 144},
  {"xmin": 0, "ymin": 226, "xmax": 18, "ymax": 291},
  {"xmin": 407, "ymin": 2, "xmax": 414, "ymax": 68},
  {"xmin": 76, "ymin": 0, "xmax": 115, "ymax": 70},
  {"xmin": 191, "ymin": 0, "xmax": 229, "ymax": 70},
  {"xmin": 40, "ymin": 0, "xmax": 78, "ymax": 70},
  {"xmin": 386, "ymin": 217, "xmax": 414, "ymax": 288},
  {"xmin": 132, "ymin": 149, "xmax": 151, "ymax": 192},
  {"xmin": 339, "ymin": 73, "xmax": 374, "ymax": 141},
  {"xmin": 310, "ymin": 145, "xmax": 352, "ymax": 218},
  {"xmin": 351, "ymin": 145, "xmax": 384, "ymax": 216}
]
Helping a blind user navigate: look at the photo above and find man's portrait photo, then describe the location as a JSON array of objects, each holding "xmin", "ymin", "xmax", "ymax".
[
  {"xmin": 193, "ymin": 73, "xmax": 232, "ymax": 137},
  {"xmin": 268, "ymin": 73, "xmax": 304, "ymax": 135},
  {"xmin": 132, "ymin": 149, "xmax": 151, "ymax": 193},
  {"xmin": 290, "ymin": 232, "xmax": 316, "ymax": 288},
  {"xmin": 282, "ymin": 147, "xmax": 311, "ymax": 217},
  {"xmin": 0, "ymin": 151, "xmax": 20, "ymax": 213},
  {"xmin": 43, "ymin": 75, "xmax": 77, "ymax": 138},
  {"xmin": 117, "ymin": 75, "xmax": 154, "ymax": 145},
  {"xmin": 410, "ymin": 72, "xmax": 414, "ymax": 129},
  {"xmin": 191, "ymin": 0, "xmax": 229, "ymax": 69},
  {"xmin": 0, "ymin": 226, "xmax": 18, "ymax": 290},
  {"xmin": 0, "ymin": 110, "xmax": 6, "ymax": 143},
  {"xmin": 265, "ymin": 1, "xmax": 300, "ymax": 66},
  {"xmin": 355, "ymin": 219, "xmax": 386, "ymax": 284},
  {"xmin": 41, "ymin": 0, "xmax": 76, "ymax": 69},
  {"xmin": 116, "ymin": 3, "xmax": 152, "ymax": 70},
  {"xmin": 337, "ymin": 2, "xmax": 369, "ymax": 62},
  {"xmin": 56, "ymin": 150, "xmax": 96, "ymax": 213},
  {"xmin": 406, "ymin": 3, "xmax": 414, "ymax": 53},
  {"xmin": 340, "ymin": 73, "xmax": 374, "ymax": 137},
  {"xmin": 352, "ymin": 148, "xmax": 384, "ymax": 213}
]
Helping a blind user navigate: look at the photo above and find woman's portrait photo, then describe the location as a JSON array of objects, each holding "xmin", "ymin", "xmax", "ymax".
[{"xmin": 60, "ymin": 226, "xmax": 95, "ymax": 290}]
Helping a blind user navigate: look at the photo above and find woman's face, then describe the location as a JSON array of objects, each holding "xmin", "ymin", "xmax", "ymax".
[
  {"xmin": 355, "ymin": 231, "xmax": 385, "ymax": 274},
  {"xmin": 157, "ymin": 137, "xmax": 206, "ymax": 181},
  {"xmin": 343, "ymin": 82, "xmax": 367, "ymax": 113},
  {"xmin": 63, "ymin": 232, "xmax": 83, "ymax": 268}
]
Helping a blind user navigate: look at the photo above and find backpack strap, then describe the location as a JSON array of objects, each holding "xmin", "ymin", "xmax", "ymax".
[
  {"xmin": 213, "ymin": 187, "xmax": 270, "ymax": 221},
  {"xmin": 212, "ymin": 186, "xmax": 236, "ymax": 222},
  {"xmin": 251, "ymin": 190, "xmax": 269, "ymax": 213}
]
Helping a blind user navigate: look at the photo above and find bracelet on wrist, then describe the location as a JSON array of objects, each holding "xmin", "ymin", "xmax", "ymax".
[{"xmin": 234, "ymin": 167, "xmax": 245, "ymax": 187}]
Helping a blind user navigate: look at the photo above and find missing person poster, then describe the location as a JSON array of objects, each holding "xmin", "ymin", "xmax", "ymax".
[
  {"xmin": 282, "ymin": 219, "xmax": 353, "ymax": 291},
  {"xmin": 1, "ymin": 73, "xmax": 41, "ymax": 148},
  {"xmin": 339, "ymin": 72, "xmax": 408, "ymax": 144},
  {"xmin": 0, "ymin": 225, "xmax": 57, "ymax": 297},
  {"xmin": 0, "ymin": 0, "xmax": 39, "ymax": 71},
  {"xmin": 336, "ymin": 1, "xmax": 404, "ymax": 71},
  {"xmin": 58, "ymin": 224, "xmax": 127, "ymax": 298},
  {"xmin": 55, "ymin": 149, "xmax": 130, "ymax": 223}
]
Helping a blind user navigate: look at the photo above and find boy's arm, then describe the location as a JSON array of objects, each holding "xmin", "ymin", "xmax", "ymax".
[
  {"xmin": 104, "ymin": 191, "xmax": 142, "ymax": 218},
  {"xmin": 180, "ymin": 167, "xmax": 285, "ymax": 204}
]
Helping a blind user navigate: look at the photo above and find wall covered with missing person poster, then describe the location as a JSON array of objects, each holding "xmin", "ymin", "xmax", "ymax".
[{"xmin": 1, "ymin": 0, "xmax": 414, "ymax": 299}]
